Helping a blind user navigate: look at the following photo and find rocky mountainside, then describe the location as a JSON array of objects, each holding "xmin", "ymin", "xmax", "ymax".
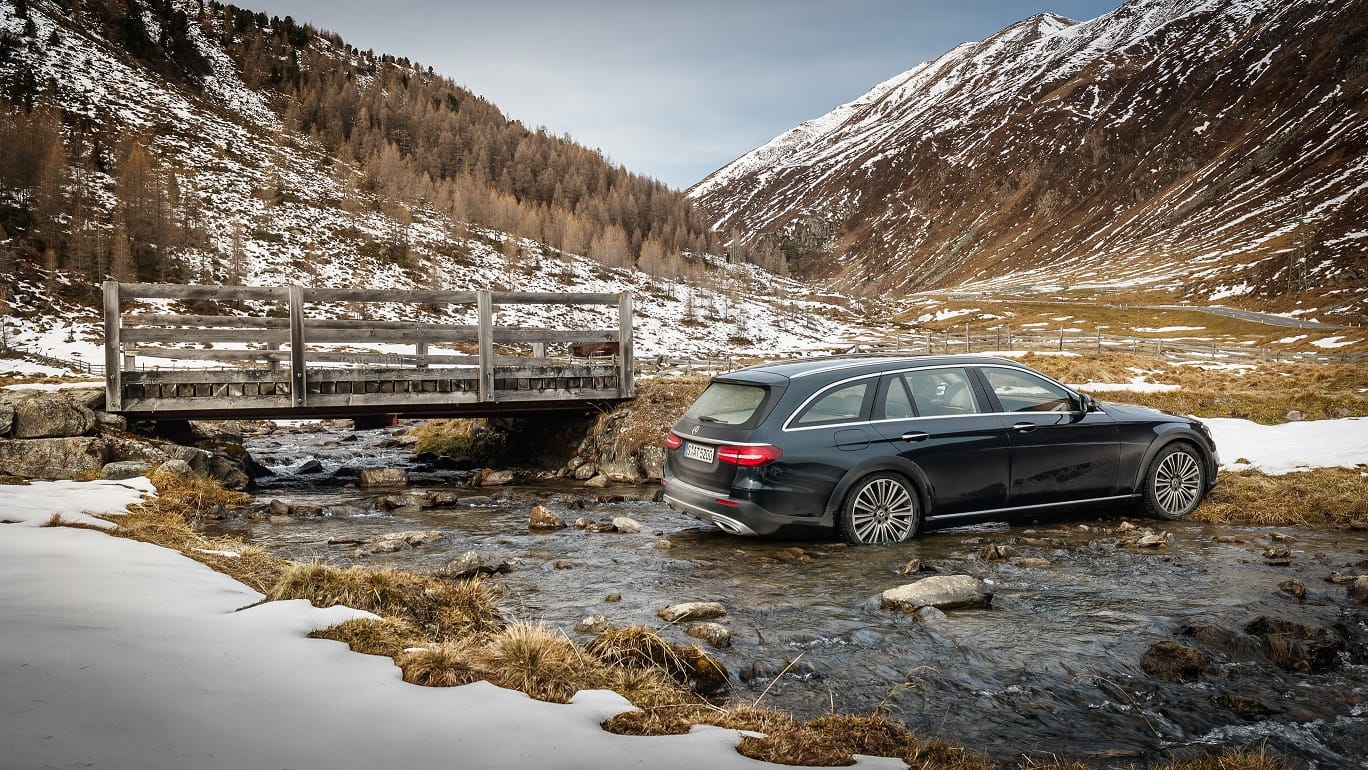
[
  {"xmin": 0, "ymin": 0, "xmax": 859, "ymax": 362},
  {"xmin": 690, "ymin": 0, "xmax": 1368, "ymax": 319}
]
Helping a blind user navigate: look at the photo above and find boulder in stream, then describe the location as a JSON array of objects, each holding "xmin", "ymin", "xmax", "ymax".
[
  {"xmin": 529, "ymin": 505, "xmax": 567, "ymax": 530},
  {"xmin": 437, "ymin": 550, "xmax": 514, "ymax": 579},
  {"xmin": 881, "ymin": 575, "xmax": 992, "ymax": 613},
  {"xmin": 359, "ymin": 467, "xmax": 409, "ymax": 488},
  {"xmin": 1140, "ymin": 640, "xmax": 1209, "ymax": 681},
  {"xmin": 658, "ymin": 601, "xmax": 726, "ymax": 623},
  {"xmin": 1349, "ymin": 576, "xmax": 1368, "ymax": 605}
]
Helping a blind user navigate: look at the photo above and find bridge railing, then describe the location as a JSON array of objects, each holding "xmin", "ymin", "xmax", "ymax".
[{"xmin": 103, "ymin": 281, "xmax": 633, "ymax": 415}]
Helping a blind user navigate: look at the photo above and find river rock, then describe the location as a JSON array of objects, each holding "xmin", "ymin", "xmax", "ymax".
[
  {"xmin": 1012, "ymin": 557, "xmax": 1053, "ymax": 568},
  {"xmin": 437, "ymin": 550, "xmax": 514, "ymax": 579},
  {"xmin": 1349, "ymin": 576, "xmax": 1368, "ymax": 604},
  {"xmin": 12, "ymin": 394, "xmax": 97, "ymax": 438},
  {"xmin": 267, "ymin": 499, "xmax": 290, "ymax": 517},
  {"xmin": 0, "ymin": 436, "xmax": 110, "ymax": 479},
  {"xmin": 1245, "ymin": 616, "xmax": 1346, "ymax": 673},
  {"xmin": 575, "ymin": 615, "xmax": 612, "ymax": 634},
  {"xmin": 427, "ymin": 491, "xmax": 460, "ymax": 507},
  {"xmin": 359, "ymin": 467, "xmax": 409, "ymax": 488},
  {"xmin": 296, "ymin": 459, "xmax": 324, "ymax": 474},
  {"xmin": 1278, "ymin": 578, "xmax": 1307, "ymax": 601},
  {"xmin": 376, "ymin": 494, "xmax": 427, "ymax": 511},
  {"xmin": 1140, "ymin": 641, "xmax": 1209, "ymax": 681},
  {"xmin": 1263, "ymin": 546, "xmax": 1292, "ymax": 565},
  {"xmin": 611, "ymin": 516, "xmax": 644, "ymax": 534},
  {"xmin": 685, "ymin": 622, "xmax": 733, "ymax": 649},
  {"xmin": 157, "ymin": 459, "xmax": 195, "ymax": 479},
  {"xmin": 459, "ymin": 495, "xmax": 495, "ymax": 506},
  {"xmin": 899, "ymin": 558, "xmax": 925, "ymax": 575},
  {"xmin": 1133, "ymin": 533, "xmax": 1168, "ymax": 549},
  {"xmin": 1286, "ymin": 410, "xmax": 1305, "ymax": 422},
  {"xmin": 95, "ymin": 412, "xmax": 127, "ymax": 432},
  {"xmin": 658, "ymin": 601, "xmax": 726, "ymax": 623},
  {"xmin": 99, "ymin": 461, "xmax": 150, "ymax": 480},
  {"xmin": 774, "ymin": 547, "xmax": 810, "ymax": 563},
  {"xmin": 529, "ymin": 505, "xmax": 567, "ymax": 530},
  {"xmin": 881, "ymin": 575, "xmax": 993, "ymax": 612},
  {"xmin": 979, "ymin": 544, "xmax": 1018, "ymax": 560},
  {"xmin": 583, "ymin": 473, "xmax": 610, "ymax": 488},
  {"xmin": 368, "ymin": 530, "xmax": 444, "ymax": 554},
  {"xmin": 479, "ymin": 469, "xmax": 515, "ymax": 487},
  {"xmin": 572, "ymin": 463, "xmax": 597, "ymax": 480},
  {"xmin": 738, "ymin": 660, "xmax": 779, "ymax": 683}
]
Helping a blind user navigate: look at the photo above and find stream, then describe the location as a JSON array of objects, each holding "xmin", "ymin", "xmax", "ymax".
[{"xmin": 206, "ymin": 422, "xmax": 1368, "ymax": 769}]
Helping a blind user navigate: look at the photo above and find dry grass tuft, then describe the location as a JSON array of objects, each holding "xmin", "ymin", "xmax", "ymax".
[
  {"xmin": 399, "ymin": 640, "xmax": 485, "ymax": 687},
  {"xmin": 310, "ymin": 618, "xmax": 419, "ymax": 659},
  {"xmin": 409, "ymin": 418, "xmax": 506, "ymax": 459},
  {"xmin": 480, "ymin": 623, "xmax": 600, "ymax": 703},
  {"xmin": 735, "ymin": 713, "xmax": 995, "ymax": 769},
  {"xmin": 1196, "ymin": 468, "xmax": 1368, "ymax": 527},
  {"xmin": 585, "ymin": 625, "xmax": 727, "ymax": 693}
]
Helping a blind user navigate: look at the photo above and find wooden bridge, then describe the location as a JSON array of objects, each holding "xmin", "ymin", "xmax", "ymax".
[{"xmin": 102, "ymin": 281, "xmax": 634, "ymax": 421}]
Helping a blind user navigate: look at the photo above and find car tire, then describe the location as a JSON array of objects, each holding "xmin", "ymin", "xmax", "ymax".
[
  {"xmin": 1141, "ymin": 442, "xmax": 1207, "ymax": 520},
  {"xmin": 839, "ymin": 473, "xmax": 921, "ymax": 545}
]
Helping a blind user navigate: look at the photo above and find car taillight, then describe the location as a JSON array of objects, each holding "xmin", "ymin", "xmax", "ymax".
[
  {"xmin": 664, "ymin": 432, "xmax": 683, "ymax": 450},
  {"xmin": 718, "ymin": 444, "xmax": 782, "ymax": 467}
]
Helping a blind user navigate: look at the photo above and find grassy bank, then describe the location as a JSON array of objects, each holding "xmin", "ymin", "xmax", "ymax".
[{"xmin": 59, "ymin": 466, "xmax": 1295, "ymax": 769}]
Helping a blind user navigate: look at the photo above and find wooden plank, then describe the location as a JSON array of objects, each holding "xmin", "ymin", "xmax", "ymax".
[
  {"xmin": 478, "ymin": 289, "xmax": 493, "ymax": 402},
  {"xmin": 304, "ymin": 352, "xmax": 479, "ymax": 366},
  {"xmin": 130, "ymin": 314, "xmax": 289, "ymax": 329},
  {"xmin": 121, "ymin": 327, "xmax": 292, "ymax": 344},
  {"xmin": 103, "ymin": 280, "xmax": 122, "ymax": 411},
  {"xmin": 302, "ymin": 319, "xmax": 476, "ymax": 332},
  {"xmin": 492, "ymin": 329, "xmax": 618, "ymax": 343},
  {"xmin": 618, "ymin": 292, "xmax": 634, "ymax": 398},
  {"xmin": 304, "ymin": 287, "xmax": 479, "ymax": 304},
  {"xmin": 130, "ymin": 347, "xmax": 286, "ymax": 362},
  {"xmin": 119, "ymin": 283, "xmax": 287, "ymax": 301},
  {"xmin": 491, "ymin": 291, "xmax": 619, "ymax": 305},
  {"xmin": 125, "ymin": 370, "xmax": 287, "ymax": 385},
  {"xmin": 289, "ymin": 285, "xmax": 307, "ymax": 407},
  {"xmin": 303, "ymin": 326, "xmax": 479, "ymax": 344},
  {"xmin": 119, "ymin": 396, "xmax": 293, "ymax": 412}
]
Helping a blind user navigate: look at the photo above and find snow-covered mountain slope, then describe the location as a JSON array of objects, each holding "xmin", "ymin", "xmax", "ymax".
[
  {"xmin": 0, "ymin": 1, "xmax": 863, "ymax": 361},
  {"xmin": 690, "ymin": 0, "xmax": 1368, "ymax": 319}
]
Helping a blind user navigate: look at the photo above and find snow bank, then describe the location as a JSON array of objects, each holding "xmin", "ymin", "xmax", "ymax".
[
  {"xmin": 0, "ymin": 477, "xmax": 156, "ymax": 528},
  {"xmin": 1204, "ymin": 417, "xmax": 1368, "ymax": 474},
  {"xmin": 0, "ymin": 483, "xmax": 899, "ymax": 770}
]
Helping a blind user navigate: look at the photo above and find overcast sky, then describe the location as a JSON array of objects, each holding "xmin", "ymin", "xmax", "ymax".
[{"xmin": 251, "ymin": 0, "xmax": 1125, "ymax": 190}]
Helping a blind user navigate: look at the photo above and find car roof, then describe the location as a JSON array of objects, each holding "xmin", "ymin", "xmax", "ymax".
[{"xmin": 719, "ymin": 355, "xmax": 1031, "ymax": 383}]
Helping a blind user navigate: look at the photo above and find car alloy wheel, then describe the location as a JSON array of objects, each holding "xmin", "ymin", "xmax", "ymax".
[
  {"xmin": 842, "ymin": 473, "xmax": 920, "ymax": 544},
  {"xmin": 1144, "ymin": 443, "xmax": 1205, "ymax": 519}
]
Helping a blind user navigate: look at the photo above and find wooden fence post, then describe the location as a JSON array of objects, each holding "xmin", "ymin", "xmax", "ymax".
[
  {"xmin": 103, "ymin": 280, "xmax": 122, "ymax": 411},
  {"xmin": 288, "ymin": 285, "xmax": 308, "ymax": 407},
  {"xmin": 618, "ymin": 292, "xmax": 635, "ymax": 397},
  {"xmin": 477, "ymin": 289, "xmax": 494, "ymax": 402}
]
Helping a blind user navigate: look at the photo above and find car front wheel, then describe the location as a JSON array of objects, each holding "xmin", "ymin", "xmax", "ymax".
[
  {"xmin": 1142, "ymin": 442, "xmax": 1207, "ymax": 520},
  {"xmin": 840, "ymin": 473, "xmax": 921, "ymax": 545}
]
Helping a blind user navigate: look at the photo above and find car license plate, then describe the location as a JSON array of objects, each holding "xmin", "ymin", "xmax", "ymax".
[{"xmin": 684, "ymin": 442, "xmax": 715, "ymax": 463}]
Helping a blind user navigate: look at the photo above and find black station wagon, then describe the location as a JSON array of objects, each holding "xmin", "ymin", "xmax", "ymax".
[{"xmin": 662, "ymin": 356, "xmax": 1219, "ymax": 544}]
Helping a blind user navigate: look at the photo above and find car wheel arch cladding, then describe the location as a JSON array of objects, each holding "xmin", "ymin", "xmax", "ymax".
[
  {"xmin": 825, "ymin": 460, "xmax": 931, "ymax": 520},
  {"xmin": 1130, "ymin": 430, "xmax": 1214, "ymax": 493}
]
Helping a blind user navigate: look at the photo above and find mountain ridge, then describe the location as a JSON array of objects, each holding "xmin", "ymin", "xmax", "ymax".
[{"xmin": 689, "ymin": 0, "xmax": 1368, "ymax": 319}]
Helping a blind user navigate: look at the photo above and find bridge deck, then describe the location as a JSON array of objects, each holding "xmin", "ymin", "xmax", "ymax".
[{"xmin": 104, "ymin": 282, "xmax": 634, "ymax": 421}]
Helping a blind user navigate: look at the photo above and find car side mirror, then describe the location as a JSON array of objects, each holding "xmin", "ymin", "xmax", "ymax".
[{"xmin": 1075, "ymin": 393, "xmax": 1095, "ymax": 414}]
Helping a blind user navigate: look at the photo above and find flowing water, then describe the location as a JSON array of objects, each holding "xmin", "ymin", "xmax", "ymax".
[{"xmin": 209, "ymin": 424, "xmax": 1368, "ymax": 769}]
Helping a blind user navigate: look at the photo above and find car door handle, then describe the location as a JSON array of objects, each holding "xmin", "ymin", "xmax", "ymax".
[
  {"xmin": 899, "ymin": 431, "xmax": 930, "ymax": 442},
  {"xmin": 1011, "ymin": 422, "xmax": 1038, "ymax": 433}
]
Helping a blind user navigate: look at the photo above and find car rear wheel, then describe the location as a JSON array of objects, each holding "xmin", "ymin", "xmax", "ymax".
[
  {"xmin": 840, "ymin": 473, "xmax": 921, "ymax": 545},
  {"xmin": 1142, "ymin": 442, "xmax": 1206, "ymax": 520}
]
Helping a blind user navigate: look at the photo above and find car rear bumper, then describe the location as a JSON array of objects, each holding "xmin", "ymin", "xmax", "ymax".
[{"xmin": 662, "ymin": 475, "xmax": 818, "ymax": 537}]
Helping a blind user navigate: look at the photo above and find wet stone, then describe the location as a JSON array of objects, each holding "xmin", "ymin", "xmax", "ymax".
[
  {"xmin": 1140, "ymin": 640, "xmax": 1209, "ymax": 682},
  {"xmin": 659, "ymin": 601, "xmax": 726, "ymax": 623},
  {"xmin": 1278, "ymin": 578, "xmax": 1307, "ymax": 601},
  {"xmin": 437, "ymin": 550, "xmax": 514, "ymax": 579},
  {"xmin": 881, "ymin": 575, "xmax": 993, "ymax": 613},
  {"xmin": 1245, "ymin": 616, "xmax": 1346, "ymax": 673},
  {"xmin": 685, "ymin": 622, "xmax": 733, "ymax": 649},
  {"xmin": 611, "ymin": 516, "xmax": 644, "ymax": 534},
  {"xmin": 528, "ymin": 505, "xmax": 567, "ymax": 530},
  {"xmin": 575, "ymin": 615, "xmax": 611, "ymax": 634},
  {"xmin": 1349, "ymin": 576, "xmax": 1368, "ymax": 604}
]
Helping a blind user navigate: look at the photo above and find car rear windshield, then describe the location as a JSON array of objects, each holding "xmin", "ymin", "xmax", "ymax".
[{"xmin": 683, "ymin": 381, "xmax": 769, "ymax": 427}]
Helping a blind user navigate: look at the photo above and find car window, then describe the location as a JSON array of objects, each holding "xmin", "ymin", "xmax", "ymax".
[
  {"xmin": 793, "ymin": 381, "xmax": 871, "ymax": 427},
  {"xmin": 982, "ymin": 368, "xmax": 1074, "ymax": 413},
  {"xmin": 683, "ymin": 381, "xmax": 769, "ymax": 426},
  {"xmin": 878, "ymin": 375, "xmax": 916, "ymax": 420},
  {"xmin": 903, "ymin": 368, "xmax": 979, "ymax": 416}
]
